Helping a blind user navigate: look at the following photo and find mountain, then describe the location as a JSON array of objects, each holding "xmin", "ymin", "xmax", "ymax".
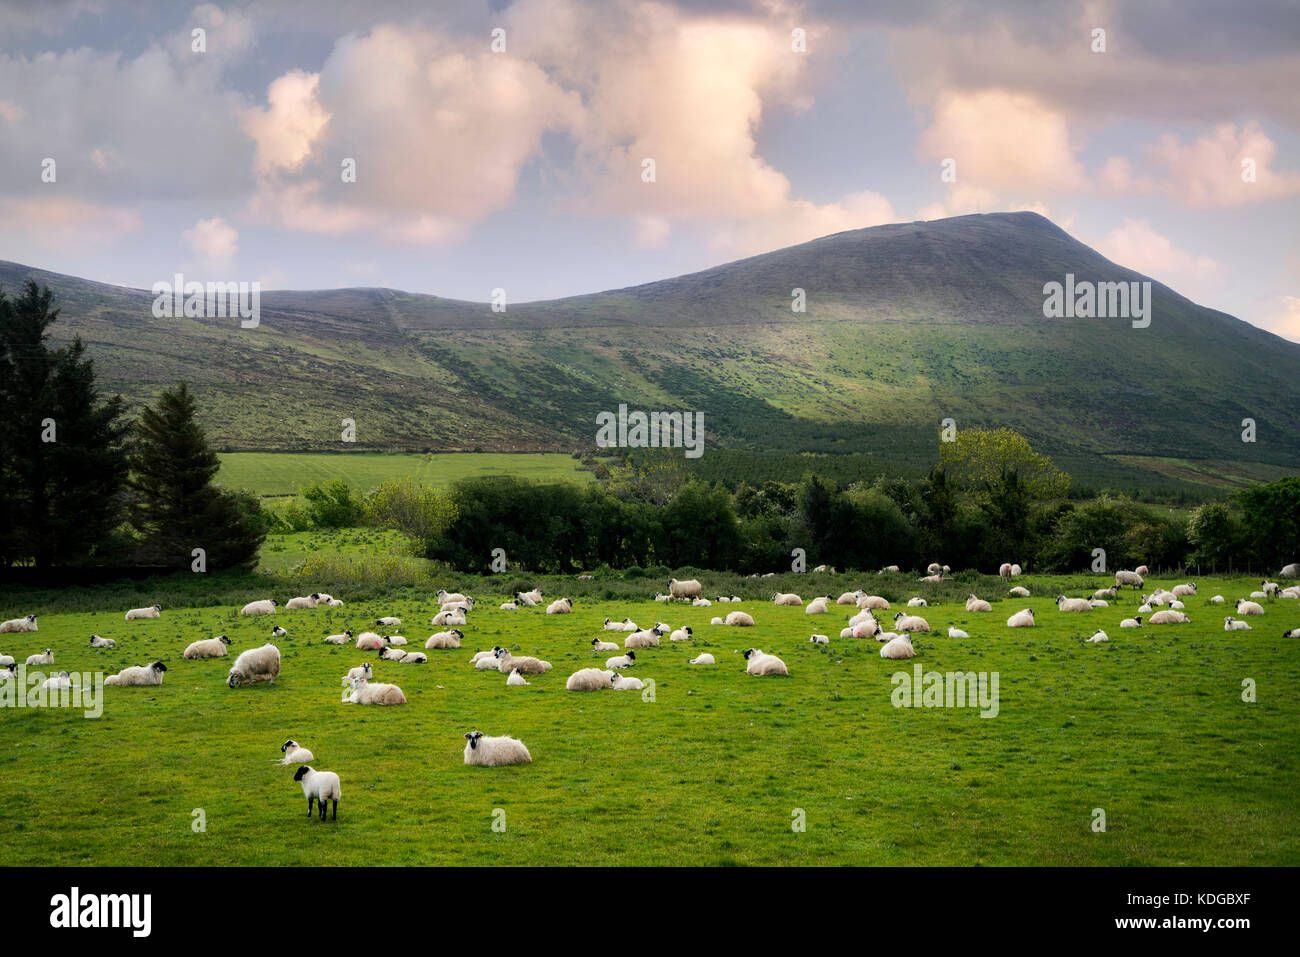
[{"xmin": 2, "ymin": 212, "xmax": 1297, "ymax": 490}]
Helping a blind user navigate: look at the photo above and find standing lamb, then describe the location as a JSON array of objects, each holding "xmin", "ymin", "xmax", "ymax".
[{"xmin": 293, "ymin": 766, "xmax": 340, "ymax": 821}]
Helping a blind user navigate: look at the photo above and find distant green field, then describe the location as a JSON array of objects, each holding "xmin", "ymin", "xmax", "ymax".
[{"xmin": 217, "ymin": 452, "xmax": 593, "ymax": 496}]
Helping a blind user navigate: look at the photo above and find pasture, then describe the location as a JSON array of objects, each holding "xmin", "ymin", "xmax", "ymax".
[{"xmin": 1, "ymin": 574, "xmax": 1297, "ymax": 866}]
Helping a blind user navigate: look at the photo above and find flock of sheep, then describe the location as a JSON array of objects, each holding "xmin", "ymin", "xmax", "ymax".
[{"xmin": 5, "ymin": 562, "xmax": 1299, "ymax": 823}]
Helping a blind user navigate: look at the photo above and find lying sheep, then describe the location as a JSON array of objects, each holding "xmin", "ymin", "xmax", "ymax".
[
  {"xmin": 546, "ymin": 598, "xmax": 574, "ymax": 615},
  {"xmin": 611, "ymin": 673, "xmax": 644, "ymax": 691},
  {"xmin": 516, "ymin": 588, "xmax": 543, "ymax": 606},
  {"xmin": 1283, "ymin": 628, "xmax": 1300, "ymax": 638},
  {"xmin": 277, "ymin": 740, "xmax": 315, "ymax": 765},
  {"xmin": 809, "ymin": 634, "xmax": 829, "ymax": 644},
  {"xmin": 105, "ymin": 661, "xmax": 167, "ymax": 686},
  {"xmin": 857, "ymin": 595, "xmax": 890, "ymax": 610},
  {"xmin": 382, "ymin": 649, "xmax": 427, "ymax": 664},
  {"xmin": 892, "ymin": 612, "xmax": 930, "ymax": 633},
  {"xmin": 907, "ymin": 597, "xmax": 928, "ymax": 607},
  {"xmin": 344, "ymin": 676, "xmax": 406, "ymax": 705},
  {"xmin": 184, "ymin": 635, "xmax": 232, "ymax": 659},
  {"xmin": 1172, "ymin": 583, "xmax": 1198, "ymax": 597},
  {"xmin": 342, "ymin": 662, "xmax": 374, "ymax": 686},
  {"xmin": 293, "ymin": 766, "xmax": 340, "ymax": 821},
  {"xmin": 227, "ymin": 644, "xmax": 280, "ymax": 688},
  {"xmin": 285, "ymin": 594, "xmax": 321, "ymax": 611},
  {"xmin": 805, "ymin": 596, "xmax": 832, "ymax": 615},
  {"xmin": 724, "ymin": 611, "xmax": 755, "ymax": 627},
  {"xmin": 1092, "ymin": 587, "xmax": 1118, "ymax": 601},
  {"xmin": 473, "ymin": 648, "xmax": 503, "ymax": 670},
  {"xmin": 1235, "ymin": 599, "xmax": 1265, "ymax": 616},
  {"xmin": 879, "ymin": 635, "xmax": 916, "ymax": 659},
  {"xmin": 1007, "ymin": 608, "xmax": 1035, "ymax": 628},
  {"xmin": 272, "ymin": 626, "xmax": 288, "ymax": 638},
  {"xmin": 878, "ymin": 565, "xmax": 900, "ymax": 573},
  {"xmin": 240, "ymin": 599, "xmax": 278, "ymax": 616},
  {"xmin": 837, "ymin": 591, "xmax": 863, "ymax": 605},
  {"xmin": 606, "ymin": 652, "xmax": 636, "ymax": 669},
  {"xmin": 495, "ymin": 648, "xmax": 552, "ymax": 674},
  {"xmin": 1056, "ymin": 596, "xmax": 1093, "ymax": 612},
  {"xmin": 591, "ymin": 637, "xmax": 621, "ymax": 652},
  {"xmin": 323, "ymin": 630, "xmax": 353, "ymax": 645},
  {"xmin": 688, "ymin": 653, "xmax": 715, "ymax": 665},
  {"xmin": 355, "ymin": 632, "xmax": 387, "ymax": 651},
  {"xmin": 1086, "ymin": 630, "xmax": 1109, "ymax": 643},
  {"xmin": 376, "ymin": 616, "xmax": 401, "ymax": 627},
  {"xmin": 566, "ymin": 667, "xmax": 615, "ymax": 691},
  {"xmin": 463, "ymin": 731, "xmax": 531, "ymax": 766},
  {"xmin": 124, "ymin": 604, "xmax": 162, "ymax": 621},
  {"xmin": 947, "ymin": 627, "xmax": 969, "ymax": 639},
  {"xmin": 1224, "ymin": 617, "xmax": 1251, "ymax": 631},
  {"xmin": 966, "ymin": 594, "xmax": 992, "ymax": 613},
  {"xmin": 437, "ymin": 590, "xmax": 469, "ymax": 605},
  {"xmin": 500, "ymin": 601, "xmax": 519, "ymax": 610},
  {"xmin": 89, "ymin": 634, "xmax": 116, "ymax": 649},
  {"xmin": 40, "ymin": 671, "xmax": 72, "ymax": 691},
  {"xmin": 0, "ymin": 614, "xmax": 37, "ymax": 633},
  {"xmin": 507, "ymin": 669, "xmax": 530, "ymax": 686},
  {"xmin": 425, "ymin": 629, "xmax": 464, "ymax": 650},
  {"xmin": 25, "ymin": 648, "xmax": 53, "ymax": 666},
  {"xmin": 1147, "ymin": 610, "xmax": 1190, "ymax": 624},
  {"xmin": 667, "ymin": 578, "xmax": 703, "ymax": 600},
  {"xmin": 626, "ymin": 626, "xmax": 666, "ymax": 649},
  {"xmin": 1009, "ymin": 586, "xmax": 1031, "ymax": 598},
  {"xmin": 772, "ymin": 592, "xmax": 802, "ymax": 606},
  {"xmin": 742, "ymin": 649, "xmax": 788, "ymax": 676},
  {"xmin": 432, "ymin": 610, "xmax": 467, "ymax": 627},
  {"xmin": 670, "ymin": 627, "xmax": 694, "ymax": 642}
]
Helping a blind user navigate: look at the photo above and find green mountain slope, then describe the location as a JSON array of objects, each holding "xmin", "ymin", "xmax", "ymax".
[{"xmin": 2, "ymin": 212, "xmax": 1296, "ymax": 487}]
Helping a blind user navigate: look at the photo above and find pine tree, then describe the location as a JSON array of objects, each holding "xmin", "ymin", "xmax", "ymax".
[
  {"xmin": 128, "ymin": 382, "xmax": 266, "ymax": 569},
  {"xmin": 0, "ymin": 281, "xmax": 130, "ymax": 567}
]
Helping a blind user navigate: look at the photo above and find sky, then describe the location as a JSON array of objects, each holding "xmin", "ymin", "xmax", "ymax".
[{"xmin": 0, "ymin": 0, "xmax": 1297, "ymax": 338}]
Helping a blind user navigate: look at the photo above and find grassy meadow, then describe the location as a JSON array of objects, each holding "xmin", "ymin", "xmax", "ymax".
[{"xmin": 1, "ymin": 568, "xmax": 1297, "ymax": 866}]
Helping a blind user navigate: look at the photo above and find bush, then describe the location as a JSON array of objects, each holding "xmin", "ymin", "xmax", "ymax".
[
  {"xmin": 301, "ymin": 479, "xmax": 365, "ymax": 529},
  {"xmin": 366, "ymin": 480, "xmax": 457, "ymax": 542}
]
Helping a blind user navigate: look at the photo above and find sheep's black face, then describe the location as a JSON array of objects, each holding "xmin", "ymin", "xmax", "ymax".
[
  {"xmin": 294, "ymin": 766, "xmax": 310, "ymax": 781},
  {"xmin": 220, "ymin": 635, "xmax": 231, "ymax": 644},
  {"xmin": 742, "ymin": 649, "xmax": 754, "ymax": 659},
  {"xmin": 153, "ymin": 605, "xmax": 162, "ymax": 612},
  {"xmin": 627, "ymin": 651, "xmax": 636, "ymax": 660},
  {"xmin": 465, "ymin": 732, "xmax": 482, "ymax": 748},
  {"xmin": 282, "ymin": 740, "xmax": 294, "ymax": 752},
  {"xmin": 154, "ymin": 662, "xmax": 168, "ymax": 672}
]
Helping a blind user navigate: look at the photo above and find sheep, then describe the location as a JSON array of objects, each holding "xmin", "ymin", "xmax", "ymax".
[
  {"xmin": 516, "ymin": 589, "xmax": 542, "ymax": 606},
  {"xmin": 772, "ymin": 592, "xmax": 802, "ymax": 606},
  {"xmin": 619, "ymin": 619, "xmax": 639, "ymax": 631},
  {"xmin": 926, "ymin": 563, "xmax": 942, "ymax": 575},
  {"xmin": 1235, "ymin": 599, "xmax": 1265, "ymax": 616},
  {"xmin": 1282, "ymin": 587, "xmax": 1300, "ymax": 600},
  {"xmin": 323, "ymin": 630, "xmax": 353, "ymax": 645},
  {"xmin": 603, "ymin": 617, "xmax": 624, "ymax": 631},
  {"xmin": 566, "ymin": 667, "xmax": 614, "ymax": 691},
  {"xmin": 692, "ymin": 597, "xmax": 712, "ymax": 607},
  {"xmin": 1134, "ymin": 565, "xmax": 1149, "ymax": 577},
  {"xmin": 1010, "ymin": 564, "xmax": 1022, "ymax": 576},
  {"xmin": 1118, "ymin": 615, "xmax": 1142, "ymax": 627},
  {"xmin": 240, "ymin": 599, "xmax": 277, "ymax": 616},
  {"xmin": 500, "ymin": 601, "xmax": 519, "ymax": 610},
  {"xmin": 1279, "ymin": 563, "xmax": 1300, "ymax": 578},
  {"xmin": 1172, "ymin": 583, "xmax": 1198, "ymax": 597},
  {"xmin": 424, "ymin": 629, "xmax": 464, "ymax": 650},
  {"xmin": 89, "ymin": 634, "xmax": 116, "ymax": 649},
  {"xmin": 710, "ymin": 617, "xmax": 724, "ymax": 625},
  {"xmin": 892, "ymin": 612, "xmax": 930, "ymax": 633},
  {"xmin": 947, "ymin": 627, "xmax": 969, "ymax": 639},
  {"xmin": 879, "ymin": 635, "xmax": 916, "ymax": 659},
  {"xmin": 124, "ymin": 604, "xmax": 162, "ymax": 621},
  {"xmin": 436, "ymin": 590, "xmax": 469, "ymax": 605},
  {"xmin": 1007, "ymin": 608, "xmax": 1035, "ymax": 628},
  {"xmin": 606, "ymin": 652, "xmax": 636, "ymax": 669},
  {"xmin": 315, "ymin": 593, "xmax": 334, "ymax": 604},
  {"xmin": 0, "ymin": 614, "xmax": 37, "ymax": 633},
  {"xmin": 1249, "ymin": 591, "xmax": 1268, "ymax": 599},
  {"xmin": 837, "ymin": 591, "xmax": 863, "ymax": 605},
  {"xmin": 1138, "ymin": 602, "xmax": 1153, "ymax": 614},
  {"xmin": 1147, "ymin": 610, "xmax": 1190, "ymax": 624},
  {"xmin": 688, "ymin": 653, "xmax": 715, "ymax": 665},
  {"xmin": 355, "ymin": 632, "xmax": 387, "ymax": 651},
  {"xmin": 463, "ymin": 731, "xmax": 532, "ymax": 766},
  {"xmin": 724, "ymin": 611, "xmax": 756, "ymax": 627},
  {"xmin": 375, "ymin": 616, "xmax": 401, "ymax": 627},
  {"xmin": 918, "ymin": 574, "xmax": 942, "ymax": 584},
  {"xmin": 0, "ymin": 654, "xmax": 13, "ymax": 667},
  {"xmin": 440, "ymin": 600, "xmax": 474, "ymax": 613},
  {"xmin": 1208, "ymin": 595, "xmax": 1226, "ymax": 604},
  {"xmin": 966, "ymin": 594, "xmax": 992, "ymax": 613},
  {"xmin": 506, "ymin": 668, "xmax": 530, "ymax": 687},
  {"xmin": 473, "ymin": 648, "xmax": 504, "ymax": 670},
  {"xmin": 105, "ymin": 661, "xmax": 167, "ymax": 686},
  {"xmin": 1056, "ymin": 596, "xmax": 1093, "ymax": 613},
  {"xmin": 386, "ymin": 650, "xmax": 427, "ymax": 664},
  {"xmin": 1092, "ymin": 587, "xmax": 1117, "ymax": 601},
  {"xmin": 907, "ymin": 597, "xmax": 928, "ymax": 608},
  {"xmin": 378, "ymin": 646, "xmax": 408, "ymax": 661},
  {"xmin": 611, "ymin": 673, "xmax": 645, "ymax": 691},
  {"xmin": 344, "ymin": 676, "xmax": 406, "ymax": 705},
  {"xmin": 546, "ymin": 598, "xmax": 574, "ymax": 615},
  {"xmin": 25, "ymin": 648, "xmax": 54, "ymax": 666},
  {"xmin": 999, "ymin": 563, "xmax": 1013, "ymax": 579},
  {"xmin": 875, "ymin": 631, "xmax": 902, "ymax": 643},
  {"xmin": 342, "ymin": 662, "xmax": 374, "ymax": 685},
  {"xmin": 40, "ymin": 671, "xmax": 72, "ymax": 691},
  {"xmin": 1224, "ymin": 617, "xmax": 1251, "ymax": 631},
  {"xmin": 1086, "ymin": 630, "xmax": 1109, "ymax": 643},
  {"xmin": 848, "ymin": 609, "xmax": 877, "ymax": 628},
  {"xmin": 278, "ymin": 740, "xmax": 315, "ymax": 765},
  {"xmin": 1114, "ymin": 570, "xmax": 1144, "ymax": 589},
  {"xmin": 670, "ymin": 627, "xmax": 694, "ymax": 642},
  {"xmin": 1009, "ymin": 586, "xmax": 1031, "ymax": 598},
  {"xmin": 494, "ymin": 648, "xmax": 552, "ymax": 674},
  {"xmin": 293, "ymin": 766, "xmax": 340, "ymax": 821},
  {"xmin": 654, "ymin": 592, "xmax": 672, "ymax": 602},
  {"xmin": 591, "ymin": 637, "xmax": 621, "ymax": 652},
  {"xmin": 0, "ymin": 662, "xmax": 14, "ymax": 680},
  {"xmin": 805, "ymin": 596, "xmax": 832, "ymax": 615},
  {"xmin": 626, "ymin": 626, "xmax": 664, "ymax": 649},
  {"xmin": 742, "ymin": 649, "xmax": 788, "ymax": 676},
  {"xmin": 227, "ymin": 644, "xmax": 280, "ymax": 688},
  {"xmin": 878, "ymin": 565, "xmax": 900, "ymax": 573},
  {"xmin": 183, "ymin": 635, "xmax": 232, "ymax": 659},
  {"xmin": 857, "ymin": 595, "xmax": 891, "ymax": 610},
  {"xmin": 809, "ymin": 633, "xmax": 829, "ymax": 644},
  {"xmin": 432, "ymin": 610, "xmax": 467, "ymax": 627},
  {"xmin": 1088, "ymin": 599, "xmax": 1109, "ymax": 608},
  {"xmin": 1261, "ymin": 580, "xmax": 1280, "ymax": 598},
  {"xmin": 667, "ymin": 578, "xmax": 703, "ymax": 600},
  {"xmin": 1168, "ymin": 599, "xmax": 1185, "ymax": 611},
  {"xmin": 325, "ymin": 599, "xmax": 344, "ymax": 607},
  {"xmin": 1283, "ymin": 628, "xmax": 1300, "ymax": 638},
  {"xmin": 1144, "ymin": 592, "xmax": 1167, "ymax": 606},
  {"xmin": 271, "ymin": 626, "xmax": 288, "ymax": 638},
  {"xmin": 852, "ymin": 619, "xmax": 881, "ymax": 639},
  {"xmin": 284, "ymin": 594, "xmax": 321, "ymax": 611}
]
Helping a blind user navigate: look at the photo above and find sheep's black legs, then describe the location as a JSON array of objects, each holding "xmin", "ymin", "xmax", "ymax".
[
  {"xmin": 319, "ymin": 798, "xmax": 327, "ymax": 821},
  {"xmin": 331, "ymin": 798, "xmax": 337, "ymax": 821},
  {"xmin": 307, "ymin": 796, "xmax": 314, "ymax": 818}
]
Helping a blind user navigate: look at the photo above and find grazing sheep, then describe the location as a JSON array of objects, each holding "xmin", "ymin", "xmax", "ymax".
[
  {"xmin": 0, "ymin": 614, "xmax": 37, "ymax": 633},
  {"xmin": 1172, "ymin": 583, "xmax": 1198, "ymax": 597},
  {"xmin": 494, "ymin": 648, "xmax": 552, "ymax": 674},
  {"xmin": 344, "ymin": 676, "xmax": 406, "ymax": 705},
  {"xmin": 566, "ymin": 667, "xmax": 614, "ymax": 691},
  {"xmin": 183, "ymin": 635, "xmax": 232, "ymax": 659},
  {"xmin": 1009, "ymin": 586, "xmax": 1031, "ymax": 598},
  {"xmin": 879, "ymin": 635, "xmax": 916, "ymax": 659},
  {"xmin": 1007, "ymin": 608, "xmax": 1035, "ymax": 628},
  {"xmin": 284, "ymin": 594, "xmax": 321, "ymax": 611},
  {"xmin": 323, "ymin": 630, "xmax": 353, "ymax": 645},
  {"xmin": 907, "ymin": 597, "xmax": 928, "ymax": 608},
  {"xmin": 947, "ymin": 627, "xmax": 969, "ymax": 639},
  {"xmin": 999, "ymin": 563, "xmax": 1013, "ymax": 579},
  {"xmin": 424, "ymin": 629, "xmax": 464, "ymax": 650},
  {"xmin": 1147, "ymin": 610, "xmax": 1190, "ymax": 624},
  {"xmin": 293, "ymin": 766, "xmax": 340, "ymax": 821},
  {"xmin": 667, "ymin": 578, "xmax": 703, "ymax": 600},
  {"xmin": 688, "ymin": 653, "xmax": 715, "ymax": 665},
  {"xmin": 857, "ymin": 595, "xmax": 891, "ymax": 610},
  {"xmin": 670, "ymin": 627, "xmax": 693, "ymax": 642},
  {"xmin": 837, "ymin": 591, "xmax": 863, "ymax": 605},
  {"xmin": 89, "ymin": 634, "xmax": 116, "ymax": 649},
  {"xmin": 805, "ymin": 596, "xmax": 832, "ymax": 615},
  {"xmin": 546, "ymin": 598, "xmax": 574, "ymax": 615},
  {"xmin": 966, "ymin": 594, "xmax": 992, "ymax": 613},
  {"xmin": 124, "ymin": 604, "xmax": 162, "ymax": 621},
  {"xmin": 240, "ymin": 599, "xmax": 278, "ymax": 616},
  {"xmin": 432, "ymin": 610, "xmax": 467, "ymax": 627},
  {"xmin": 1114, "ymin": 570, "xmax": 1144, "ymax": 589},
  {"xmin": 892, "ymin": 612, "xmax": 930, "ymax": 633},
  {"xmin": 591, "ymin": 637, "xmax": 620, "ymax": 652},
  {"xmin": 355, "ymin": 632, "xmax": 387, "ymax": 651},
  {"xmin": 1056, "ymin": 596, "xmax": 1093, "ymax": 612},
  {"xmin": 1224, "ymin": 617, "xmax": 1251, "ymax": 631},
  {"xmin": 809, "ymin": 633, "xmax": 829, "ymax": 644},
  {"xmin": 724, "ymin": 611, "xmax": 756, "ymax": 627},
  {"xmin": 227, "ymin": 644, "xmax": 281, "ymax": 688},
  {"xmin": 463, "ymin": 731, "xmax": 532, "ymax": 766},
  {"xmin": 1235, "ymin": 599, "xmax": 1265, "ymax": 616},
  {"xmin": 742, "ymin": 649, "xmax": 788, "ymax": 676},
  {"xmin": 104, "ymin": 661, "xmax": 167, "ymax": 686},
  {"xmin": 606, "ymin": 652, "xmax": 636, "ymax": 669},
  {"xmin": 1279, "ymin": 563, "xmax": 1300, "ymax": 578},
  {"xmin": 25, "ymin": 648, "xmax": 54, "ymax": 666},
  {"xmin": 1010, "ymin": 564, "xmax": 1022, "ymax": 576},
  {"xmin": 342, "ymin": 662, "xmax": 374, "ymax": 686},
  {"xmin": 278, "ymin": 740, "xmax": 315, "ymax": 765},
  {"xmin": 772, "ymin": 592, "xmax": 802, "ymax": 606},
  {"xmin": 375, "ymin": 616, "xmax": 401, "ymax": 627},
  {"xmin": 611, "ymin": 673, "xmax": 645, "ymax": 691}
]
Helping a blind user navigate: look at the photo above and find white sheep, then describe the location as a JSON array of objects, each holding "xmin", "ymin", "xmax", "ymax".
[
  {"xmin": 809, "ymin": 634, "xmax": 829, "ymax": 644},
  {"xmin": 386, "ymin": 650, "xmax": 427, "ymax": 664},
  {"xmin": 857, "ymin": 595, "xmax": 891, "ymax": 610},
  {"xmin": 1086, "ymin": 630, "xmax": 1109, "ymax": 643},
  {"xmin": 40, "ymin": 671, "xmax": 72, "ymax": 691},
  {"xmin": 284, "ymin": 594, "xmax": 321, "ymax": 611},
  {"xmin": 507, "ymin": 668, "xmax": 530, "ymax": 686},
  {"xmin": 626, "ymin": 625, "xmax": 666, "ymax": 648},
  {"xmin": 999, "ymin": 563, "xmax": 1012, "ymax": 579},
  {"xmin": 184, "ymin": 635, "xmax": 232, "ymax": 659},
  {"xmin": 432, "ymin": 610, "xmax": 467, "ymax": 627},
  {"xmin": 25, "ymin": 648, "xmax": 54, "ymax": 666},
  {"xmin": 742, "ymin": 649, "xmax": 788, "ymax": 676},
  {"xmin": 344, "ymin": 676, "xmax": 406, "ymax": 705},
  {"xmin": 724, "ymin": 611, "xmax": 755, "ymax": 627},
  {"xmin": 1282, "ymin": 587, "xmax": 1300, "ymax": 600},
  {"xmin": 240, "ymin": 599, "xmax": 278, "ymax": 616},
  {"xmin": 611, "ymin": 673, "xmax": 645, "ymax": 691},
  {"xmin": 878, "ymin": 565, "xmax": 900, "ymax": 573},
  {"xmin": 0, "ymin": 654, "xmax": 13, "ymax": 667},
  {"xmin": 1261, "ymin": 580, "xmax": 1280, "ymax": 598},
  {"xmin": 1223, "ymin": 617, "xmax": 1251, "ymax": 631},
  {"xmin": 566, "ymin": 667, "xmax": 614, "ymax": 691},
  {"xmin": 879, "ymin": 635, "xmax": 916, "ymax": 659},
  {"xmin": 1283, "ymin": 628, "xmax": 1300, "ymax": 638},
  {"xmin": 463, "ymin": 731, "xmax": 531, "ymax": 766},
  {"xmin": 437, "ymin": 590, "xmax": 469, "ymax": 605},
  {"xmin": 277, "ymin": 740, "xmax": 315, "ymax": 765},
  {"xmin": 710, "ymin": 616, "xmax": 724, "ymax": 625},
  {"xmin": 473, "ymin": 648, "xmax": 504, "ymax": 670},
  {"xmin": 947, "ymin": 627, "xmax": 969, "ymax": 639},
  {"xmin": 926, "ymin": 562, "xmax": 942, "ymax": 574},
  {"xmin": 603, "ymin": 617, "xmax": 624, "ymax": 631},
  {"xmin": 425, "ymin": 629, "xmax": 464, "ymax": 650},
  {"xmin": 606, "ymin": 652, "xmax": 636, "ymax": 669},
  {"xmin": 1172, "ymin": 583, "xmax": 1198, "ymax": 597},
  {"xmin": 500, "ymin": 601, "xmax": 519, "ymax": 610},
  {"xmin": 1208, "ymin": 595, "xmax": 1225, "ymax": 604},
  {"xmin": 546, "ymin": 598, "xmax": 574, "ymax": 615},
  {"xmin": 837, "ymin": 591, "xmax": 863, "ymax": 605},
  {"xmin": 772, "ymin": 592, "xmax": 802, "ymax": 606},
  {"xmin": 892, "ymin": 612, "xmax": 930, "ymax": 633},
  {"xmin": 1134, "ymin": 565, "xmax": 1149, "ymax": 577},
  {"xmin": 1009, "ymin": 586, "xmax": 1031, "ymax": 598},
  {"xmin": 355, "ymin": 632, "xmax": 387, "ymax": 650},
  {"xmin": 669, "ymin": 627, "xmax": 694, "ymax": 642},
  {"xmin": 323, "ymin": 630, "xmax": 353, "ymax": 645},
  {"xmin": 89, "ymin": 634, "xmax": 116, "ymax": 649},
  {"xmin": 805, "ymin": 596, "xmax": 832, "ymax": 615},
  {"xmin": 105, "ymin": 661, "xmax": 167, "ymax": 686},
  {"xmin": 591, "ymin": 637, "xmax": 621, "ymax": 652},
  {"xmin": 688, "ymin": 653, "xmax": 715, "ymax": 665},
  {"xmin": 124, "ymin": 604, "xmax": 162, "ymax": 621},
  {"xmin": 1010, "ymin": 564, "xmax": 1022, "ymax": 576},
  {"xmin": 1279, "ymin": 563, "xmax": 1300, "ymax": 578},
  {"xmin": 1168, "ymin": 599, "xmax": 1185, "ymax": 610},
  {"xmin": 1089, "ymin": 599, "xmax": 1109, "ymax": 608},
  {"xmin": 667, "ymin": 578, "xmax": 703, "ymax": 600},
  {"xmin": 965, "ymin": 594, "xmax": 992, "ymax": 613},
  {"xmin": 692, "ymin": 597, "xmax": 712, "ymax": 607},
  {"xmin": 1007, "ymin": 608, "xmax": 1035, "ymax": 628},
  {"xmin": 494, "ymin": 648, "xmax": 552, "ymax": 674},
  {"xmin": 907, "ymin": 597, "xmax": 928, "ymax": 608},
  {"xmin": 852, "ymin": 619, "xmax": 881, "ymax": 639},
  {"xmin": 342, "ymin": 662, "xmax": 374, "ymax": 685},
  {"xmin": 0, "ymin": 614, "xmax": 37, "ymax": 633},
  {"xmin": 227, "ymin": 644, "xmax": 280, "ymax": 687},
  {"xmin": 1114, "ymin": 570, "xmax": 1144, "ymax": 589},
  {"xmin": 1120, "ymin": 616, "xmax": 1142, "ymax": 628},
  {"xmin": 1056, "ymin": 596, "xmax": 1093, "ymax": 612},
  {"xmin": 1092, "ymin": 587, "xmax": 1118, "ymax": 601},
  {"xmin": 376, "ymin": 616, "xmax": 401, "ymax": 627},
  {"xmin": 1235, "ymin": 599, "xmax": 1265, "ymax": 616},
  {"xmin": 272, "ymin": 625, "xmax": 288, "ymax": 638},
  {"xmin": 1147, "ymin": 610, "xmax": 1190, "ymax": 624},
  {"xmin": 293, "ymin": 766, "xmax": 340, "ymax": 820},
  {"xmin": 516, "ymin": 588, "xmax": 542, "ymax": 606}
]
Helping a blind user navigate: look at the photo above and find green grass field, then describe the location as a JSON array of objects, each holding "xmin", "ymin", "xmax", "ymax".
[
  {"xmin": 217, "ymin": 452, "xmax": 593, "ymax": 497},
  {"xmin": 1, "ymin": 572, "xmax": 1296, "ymax": 866}
]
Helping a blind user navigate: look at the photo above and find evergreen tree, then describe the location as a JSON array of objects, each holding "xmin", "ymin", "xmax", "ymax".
[
  {"xmin": 0, "ymin": 281, "xmax": 130, "ymax": 567},
  {"xmin": 128, "ymin": 382, "xmax": 266, "ymax": 569}
]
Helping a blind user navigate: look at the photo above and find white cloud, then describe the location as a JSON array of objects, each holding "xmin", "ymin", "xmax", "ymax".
[
  {"xmin": 183, "ymin": 217, "xmax": 239, "ymax": 267},
  {"xmin": 1260, "ymin": 295, "xmax": 1300, "ymax": 343},
  {"xmin": 1140, "ymin": 122, "xmax": 1300, "ymax": 207},
  {"xmin": 1094, "ymin": 218, "xmax": 1223, "ymax": 303}
]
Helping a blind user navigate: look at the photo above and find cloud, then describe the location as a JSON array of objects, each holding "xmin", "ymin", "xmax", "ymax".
[
  {"xmin": 1094, "ymin": 218, "xmax": 1223, "ymax": 303},
  {"xmin": 183, "ymin": 217, "xmax": 239, "ymax": 267},
  {"xmin": 1139, "ymin": 122, "xmax": 1300, "ymax": 207},
  {"xmin": 1262, "ymin": 295, "xmax": 1300, "ymax": 343},
  {"xmin": 0, "ymin": 196, "xmax": 141, "ymax": 258},
  {"xmin": 242, "ymin": 70, "xmax": 329, "ymax": 176}
]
